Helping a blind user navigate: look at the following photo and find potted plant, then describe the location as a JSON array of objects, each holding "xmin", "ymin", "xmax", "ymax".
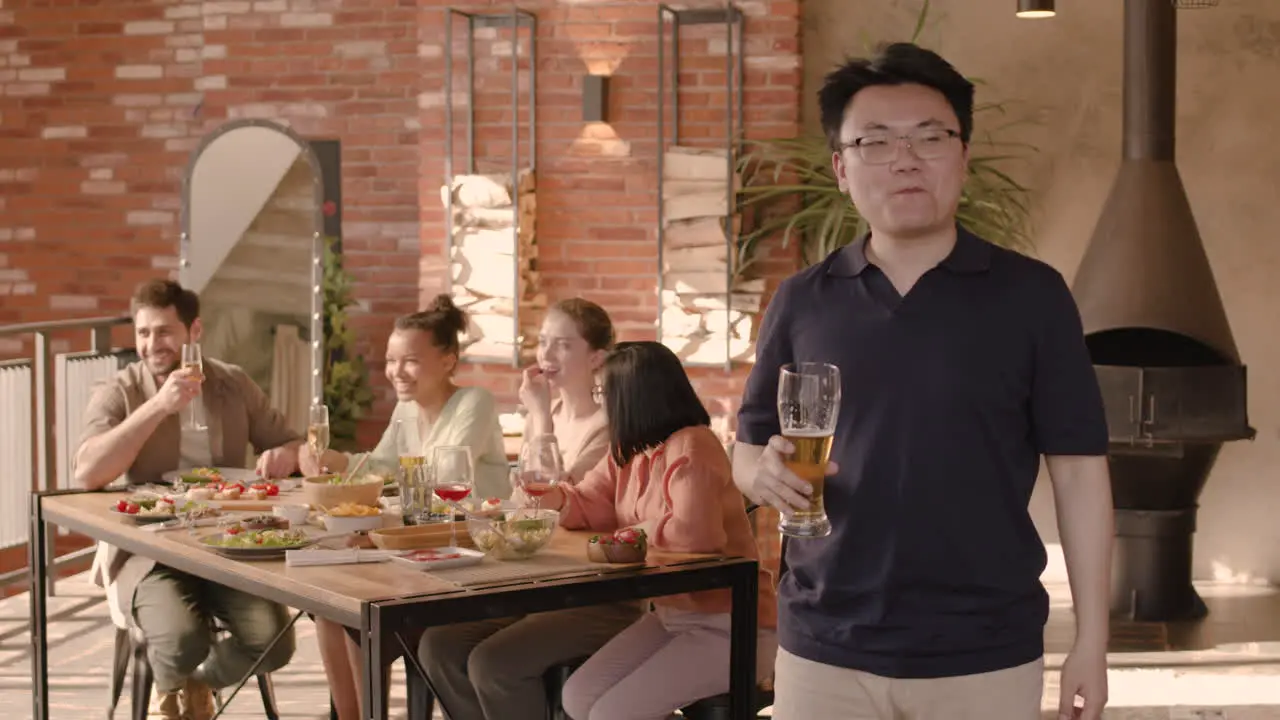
[
  {"xmin": 321, "ymin": 236, "xmax": 374, "ymax": 451},
  {"xmin": 735, "ymin": 1, "xmax": 1036, "ymax": 272}
]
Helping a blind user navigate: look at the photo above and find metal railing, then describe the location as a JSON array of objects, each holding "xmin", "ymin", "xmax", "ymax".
[{"xmin": 0, "ymin": 315, "xmax": 132, "ymax": 593}]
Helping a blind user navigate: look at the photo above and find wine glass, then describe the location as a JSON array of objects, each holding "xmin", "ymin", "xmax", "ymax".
[
  {"xmin": 516, "ymin": 434, "xmax": 564, "ymax": 510},
  {"xmin": 432, "ymin": 445, "xmax": 474, "ymax": 547},
  {"xmin": 180, "ymin": 343, "xmax": 206, "ymax": 431},
  {"xmin": 308, "ymin": 404, "xmax": 330, "ymax": 472},
  {"xmin": 777, "ymin": 362, "xmax": 841, "ymax": 539}
]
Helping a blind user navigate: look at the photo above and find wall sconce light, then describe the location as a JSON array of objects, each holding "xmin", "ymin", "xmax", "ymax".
[
  {"xmin": 583, "ymin": 74, "xmax": 610, "ymax": 123},
  {"xmin": 1016, "ymin": 0, "xmax": 1055, "ymax": 18}
]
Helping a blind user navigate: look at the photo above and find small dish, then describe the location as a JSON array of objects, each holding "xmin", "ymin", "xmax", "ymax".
[
  {"xmin": 273, "ymin": 504, "xmax": 310, "ymax": 526},
  {"xmin": 323, "ymin": 509, "xmax": 386, "ymax": 534},
  {"xmin": 389, "ymin": 547, "xmax": 485, "ymax": 571}
]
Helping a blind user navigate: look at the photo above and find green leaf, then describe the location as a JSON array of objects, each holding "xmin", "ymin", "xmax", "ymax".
[{"xmin": 321, "ymin": 236, "xmax": 375, "ymax": 451}]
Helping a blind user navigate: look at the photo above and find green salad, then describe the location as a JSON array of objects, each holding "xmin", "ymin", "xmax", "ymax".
[
  {"xmin": 204, "ymin": 526, "xmax": 310, "ymax": 549},
  {"xmin": 472, "ymin": 516, "xmax": 554, "ymax": 558}
]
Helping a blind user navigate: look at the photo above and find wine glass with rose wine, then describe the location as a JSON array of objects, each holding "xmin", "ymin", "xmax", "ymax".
[
  {"xmin": 180, "ymin": 342, "xmax": 206, "ymax": 431},
  {"xmin": 432, "ymin": 445, "xmax": 474, "ymax": 548},
  {"xmin": 517, "ymin": 434, "xmax": 563, "ymax": 510}
]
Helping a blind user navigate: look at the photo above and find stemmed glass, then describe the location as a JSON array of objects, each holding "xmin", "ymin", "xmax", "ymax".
[
  {"xmin": 515, "ymin": 434, "xmax": 564, "ymax": 510},
  {"xmin": 777, "ymin": 362, "xmax": 841, "ymax": 539},
  {"xmin": 308, "ymin": 404, "xmax": 330, "ymax": 472},
  {"xmin": 180, "ymin": 343, "xmax": 206, "ymax": 431},
  {"xmin": 432, "ymin": 445, "xmax": 474, "ymax": 548}
]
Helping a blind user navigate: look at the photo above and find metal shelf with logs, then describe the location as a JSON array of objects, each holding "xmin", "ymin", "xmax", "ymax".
[
  {"xmin": 442, "ymin": 7, "xmax": 539, "ymax": 368},
  {"xmin": 656, "ymin": 4, "xmax": 757, "ymax": 370}
]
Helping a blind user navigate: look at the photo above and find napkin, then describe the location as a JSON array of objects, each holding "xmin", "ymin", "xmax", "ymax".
[{"xmin": 285, "ymin": 548, "xmax": 397, "ymax": 567}]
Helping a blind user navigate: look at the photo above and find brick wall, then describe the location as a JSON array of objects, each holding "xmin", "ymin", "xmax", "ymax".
[{"xmin": 0, "ymin": 0, "xmax": 803, "ymax": 445}]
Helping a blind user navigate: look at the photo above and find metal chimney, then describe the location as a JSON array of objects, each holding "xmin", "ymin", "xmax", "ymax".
[{"xmin": 1071, "ymin": 0, "xmax": 1253, "ymax": 623}]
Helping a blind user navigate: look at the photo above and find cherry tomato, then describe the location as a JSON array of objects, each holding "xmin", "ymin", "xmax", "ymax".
[
  {"xmin": 116, "ymin": 500, "xmax": 128, "ymax": 512},
  {"xmin": 124, "ymin": 503, "xmax": 140, "ymax": 514},
  {"xmin": 265, "ymin": 484, "xmax": 279, "ymax": 497}
]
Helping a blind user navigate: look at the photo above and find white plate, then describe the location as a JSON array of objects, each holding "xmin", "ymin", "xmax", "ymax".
[
  {"xmin": 162, "ymin": 467, "xmax": 259, "ymax": 486},
  {"xmin": 389, "ymin": 547, "xmax": 485, "ymax": 571}
]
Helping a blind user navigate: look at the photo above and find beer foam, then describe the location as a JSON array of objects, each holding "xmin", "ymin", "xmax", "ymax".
[{"xmin": 782, "ymin": 427, "xmax": 834, "ymax": 438}]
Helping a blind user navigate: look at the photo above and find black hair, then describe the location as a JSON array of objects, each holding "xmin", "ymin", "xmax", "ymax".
[
  {"xmin": 131, "ymin": 279, "xmax": 200, "ymax": 327},
  {"xmin": 818, "ymin": 41, "xmax": 975, "ymax": 151},
  {"xmin": 602, "ymin": 341, "xmax": 711, "ymax": 466},
  {"xmin": 394, "ymin": 293, "xmax": 467, "ymax": 355}
]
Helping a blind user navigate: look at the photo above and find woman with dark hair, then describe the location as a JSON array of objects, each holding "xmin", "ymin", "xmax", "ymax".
[
  {"xmin": 417, "ymin": 299, "xmax": 644, "ymax": 720},
  {"xmin": 302, "ymin": 293, "xmax": 509, "ymax": 720},
  {"xmin": 299, "ymin": 293, "xmax": 509, "ymax": 496},
  {"xmin": 540, "ymin": 341, "xmax": 779, "ymax": 720}
]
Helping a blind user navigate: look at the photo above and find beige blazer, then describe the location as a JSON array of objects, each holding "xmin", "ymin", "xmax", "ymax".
[{"xmin": 83, "ymin": 358, "xmax": 300, "ymax": 628}]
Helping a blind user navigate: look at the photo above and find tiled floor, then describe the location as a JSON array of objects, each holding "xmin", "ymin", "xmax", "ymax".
[{"xmin": 3, "ymin": 575, "xmax": 1280, "ymax": 719}]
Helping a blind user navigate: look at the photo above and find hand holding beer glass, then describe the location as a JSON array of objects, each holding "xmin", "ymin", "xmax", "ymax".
[{"xmin": 777, "ymin": 362, "xmax": 840, "ymax": 538}]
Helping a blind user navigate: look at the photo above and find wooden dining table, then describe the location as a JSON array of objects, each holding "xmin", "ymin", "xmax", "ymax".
[{"xmin": 29, "ymin": 487, "xmax": 761, "ymax": 720}]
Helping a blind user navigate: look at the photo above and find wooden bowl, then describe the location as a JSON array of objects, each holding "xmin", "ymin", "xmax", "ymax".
[
  {"xmin": 369, "ymin": 523, "xmax": 475, "ymax": 551},
  {"xmin": 301, "ymin": 475, "xmax": 382, "ymax": 509},
  {"xmin": 587, "ymin": 539, "xmax": 648, "ymax": 564}
]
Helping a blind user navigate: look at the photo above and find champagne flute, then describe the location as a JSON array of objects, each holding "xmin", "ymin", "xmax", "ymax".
[
  {"xmin": 777, "ymin": 362, "xmax": 841, "ymax": 539},
  {"xmin": 308, "ymin": 404, "xmax": 330, "ymax": 472},
  {"xmin": 516, "ymin": 434, "xmax": 564, "ymax": 511},
  {"xmin": 180, "ymin": 343, "xmax": 206, "ymax": 431},
  {"xmin": 432, "ymin": 445, "xmax": 474, "ymax": 548}
]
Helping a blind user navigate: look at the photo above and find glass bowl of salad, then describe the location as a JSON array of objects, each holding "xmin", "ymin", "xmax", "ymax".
[{"xmin": 466, "ymin": 508, "xmax": 559, "ymax": 561}]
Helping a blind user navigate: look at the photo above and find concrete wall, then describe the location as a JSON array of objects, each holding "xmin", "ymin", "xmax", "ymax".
[{"xmin": 803, "ymin": 0, "xmax": 1280, "ymax": 584}]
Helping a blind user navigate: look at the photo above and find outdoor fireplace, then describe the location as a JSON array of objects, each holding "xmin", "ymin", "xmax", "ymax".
[{"xmin": 1070, "ymin": 0, "xmax": 1253, "ymax": 623}]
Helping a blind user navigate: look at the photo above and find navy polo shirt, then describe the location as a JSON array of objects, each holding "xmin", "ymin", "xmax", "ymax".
[{"xmin": 738, "ymin": 226, "xmax": 1108, "ymax": 679}]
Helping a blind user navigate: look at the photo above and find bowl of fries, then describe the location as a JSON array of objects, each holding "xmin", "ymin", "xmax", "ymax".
[{"xmin": 321, "ymin": 502, "xmax": 386, "ymax": 534}]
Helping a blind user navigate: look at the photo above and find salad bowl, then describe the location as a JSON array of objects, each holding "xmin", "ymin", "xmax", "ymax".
[{"xmin": 466, "ymin": 508, "xmax": 558, "ymax": 561}]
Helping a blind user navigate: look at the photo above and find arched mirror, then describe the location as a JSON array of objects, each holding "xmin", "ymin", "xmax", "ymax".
[{"xmin": 179, "ymin": 119, "xmax": 324, "ymax": 436}]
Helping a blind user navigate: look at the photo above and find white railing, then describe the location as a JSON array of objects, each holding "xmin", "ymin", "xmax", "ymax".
[
  {"xmin": 0, "ymin": 361, "xmax": 33, "ymax": 549},
  {"xmin": 0, "ymin": 316, "xmax": 132, "ymax": 591}
]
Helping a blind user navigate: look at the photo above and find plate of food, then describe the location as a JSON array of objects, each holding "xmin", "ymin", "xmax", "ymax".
[
  {"xmin": 198, "ymin": 524, "xmax": 314, "ymax": 560},
  {"xmin": 109, "ymin": 494, "xmax": 179, "ymax": 523},
  {"xmin": 389, "ymin": 546, "xmax": 485, "ymax": 571},
  {"xmin": 163, "ymin": 466, "xmax": 252, "ymax": 487}
]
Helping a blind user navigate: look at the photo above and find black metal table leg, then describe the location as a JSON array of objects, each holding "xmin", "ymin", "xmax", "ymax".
[
  {"xmin": 728, "ymin": 562, "xmax": 759, "ymax": 720},
  {"xmin": 29, "ymin": 492, "xmax": 50, "ymax": 720},
  {"xmin": 361, "ymin": 603, "xmax": 387, "ymax": 720}
]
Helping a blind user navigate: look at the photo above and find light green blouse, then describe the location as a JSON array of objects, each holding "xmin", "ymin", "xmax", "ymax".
[{"xmin": 348, "ymin": 386, "xmax": 512, "ymax": 499}]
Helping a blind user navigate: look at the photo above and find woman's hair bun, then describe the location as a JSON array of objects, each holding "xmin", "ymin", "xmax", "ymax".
[
  {"xmin": 425, "ymin": 293, "xmax": 467, "ymax": 336},
  {"xmin": 393, "ymin": 293, "xmax": 468, "ymax": 354}
]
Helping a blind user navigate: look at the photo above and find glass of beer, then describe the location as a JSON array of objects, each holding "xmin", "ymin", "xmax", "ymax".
[
  {"xmin": 777, "ymin": 362, "xmax": 841, "ymax": 538},
  {"xmin": 180, "ymin": 342, "xmax": 206, "ymax": 431}
]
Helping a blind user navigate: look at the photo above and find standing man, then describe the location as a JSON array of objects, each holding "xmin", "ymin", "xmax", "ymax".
[
  {"xmin": 733, "ymin": 43, "xmax": 1113, "ymax": 720},
  {"xmin": 77, "ymin": 279, "xmax": 303, "ymax": 720}
]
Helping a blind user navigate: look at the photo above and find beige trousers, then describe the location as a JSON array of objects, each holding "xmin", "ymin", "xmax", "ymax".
[{"xmin": 772, "ymin": 647, "xmax": 1044, "ymax": 720}]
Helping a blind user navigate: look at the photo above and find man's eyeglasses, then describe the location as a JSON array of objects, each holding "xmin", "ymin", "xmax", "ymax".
[{"xmin": 839, "ymin": 128, "xmax": 961, "ymax": 165}]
